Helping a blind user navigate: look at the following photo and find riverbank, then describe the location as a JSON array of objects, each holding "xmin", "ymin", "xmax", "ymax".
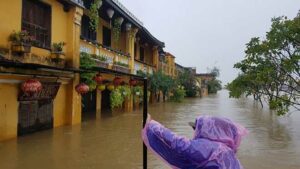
[{"xmin": 0, "ymin": 90, "xmax": 299, "ymax": 169}]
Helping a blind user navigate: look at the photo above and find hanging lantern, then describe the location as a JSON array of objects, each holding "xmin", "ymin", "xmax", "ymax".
[
  {"xmin": 107, "ymin": 9, "xmax": 115, "ymax": 19},
  {"xmin": 75, "ymin": 83, "xmax": 89, "ymax": 95},
  {"xmin": 116, "ymin": 17, "xmax": 124, "ymax": 25},
  {"xmin": 93, "ymin": 74, "xmax": 103, "ymax": 84},
  {"xmin": 113, "ymin": 77, "xmax": 122, "ymax": 86},
  {"xmin": 107, "ymin": 84, "xmax": 115, "ymax": 91},
  {"xmin": 98, "ymin": 84, "xmax": 106, "ymax": 91},
  {"xmin": 120, "ymin": 81, "xmax": 126, "ymax": 86},
  {"xmin": 21, "ymin": 79, "xmax": 42, "ymax": 94},
  {"xmin": 125, "ymin": 23, "xmax": 132, "ymax": 31},
  {"xmin": 129, "ymin": 79, "xmax": 137, "ymax": 86},
  {"xmin": 107, "ymin": 8, "xmax": 114, "ymax": 27}
]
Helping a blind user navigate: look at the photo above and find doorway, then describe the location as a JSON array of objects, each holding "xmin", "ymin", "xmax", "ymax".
[
  {"xmin": 101, "ymin": 89, "xmax": 111, "ymax": 114},
  {"xmin": 18, "ymin": 100, "xmax": 53, "ymax": 136},
  {"xmin": 82, "ymin": 90, "xmax": 97, "ymax": 120}
]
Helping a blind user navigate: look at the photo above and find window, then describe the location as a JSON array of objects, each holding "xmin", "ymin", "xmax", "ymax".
[
  {"xmin": 22, "ymin": 0, "xmax": 51, "ymax": 49},
  {"xmin": 102, "ymin": 26, "xmax": 111, "ymax": 47},
  {"xmin": 140, "ymin": 47, "xmax": 144, "ymax": 62},
  {"xmin": 81, "ymin": 15, "xmax": 97, "ymax": 42}
]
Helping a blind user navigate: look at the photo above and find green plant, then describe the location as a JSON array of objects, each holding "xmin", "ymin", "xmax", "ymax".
[
  {"xmin": 83, "ymin": 0, "xmax": 102, "ymax": 30},
  {"xmin": 52, "ymin": 42, "xmax": 66, "ymax": 52},
  {"xmin": 118, "ymin": 85, "xmax": 131, "ymax": 99},
  {"xmin": 132, "ymin": 86, "xmax": 143, "ymax": 96},
  {"xmin": 228, "ymin": 14, "xmax": 300, "ymax": 115},
  {"xmin": 80, "ymin": 52, "xmax": 96, "ymax": 69},
  {"xmin": 114, "ymin": 61, "xmax": 129, "ymax": 68},
  {"xmin": 171, "ymin": 85, "xmax": 186, "ymax": 102},
  {"xmin": 149, "ymin": 70, "xmax": 175, "ymax": 102},
  {"xmin": 8, "ymin": 30, "xmax": 33, "ymax": 45},
  {"xmin": 137, "ymin": 70, "xmax": 147, "ymax": 77},
  {"xmin": 110, "ymin": 87, "xmax": 124, "ymax": 109},
  {"xmin": 91, "ymin": 54, "xmax": 107, "ymax": 62},
  {"xmin": 112, "ymin": 19, "xmax": 121, "ymax": 42},
  {"xmin": 177, "ymin": 70, "xmax": 199, "ymax": 97},
  {"xmin": 80, "ymin": 52, "xmax": 97, "ymax": 90}
]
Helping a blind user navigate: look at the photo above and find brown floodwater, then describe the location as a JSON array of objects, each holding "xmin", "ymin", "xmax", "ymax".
[{"xmin": 0, "ymin": 90, "xmax": 300, "ymax": 169}]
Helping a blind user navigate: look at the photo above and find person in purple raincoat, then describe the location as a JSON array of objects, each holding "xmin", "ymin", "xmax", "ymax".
[{"xmin": 142, "ymin": 115, "xmax": 247, "ymax": 169}]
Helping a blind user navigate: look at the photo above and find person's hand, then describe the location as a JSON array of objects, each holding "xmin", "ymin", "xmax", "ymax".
[{"xmin": 147, "ymin": 114, "xmax": 151, "ymax": 123}]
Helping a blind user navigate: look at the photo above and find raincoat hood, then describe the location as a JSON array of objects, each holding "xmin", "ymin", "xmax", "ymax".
[{"xmin": 193, "ymin": 116, "xmax": 248, "ymax": 152}]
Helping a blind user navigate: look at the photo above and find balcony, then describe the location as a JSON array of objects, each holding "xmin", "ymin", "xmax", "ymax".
[
  {"xmin": 134, "ymin": 59, "xmax": 155, "ymax": 75},
  {"xmin": 80, "ymin": 39, "xmax": 130, "ymax": 73}
]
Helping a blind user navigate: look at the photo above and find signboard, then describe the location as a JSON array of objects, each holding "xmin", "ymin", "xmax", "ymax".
[{"xmin": 18, "ymin": 82, "xmax": 61, "ymax": 101}]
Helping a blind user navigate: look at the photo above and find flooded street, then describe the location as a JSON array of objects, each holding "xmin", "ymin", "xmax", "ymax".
[{"xmin": 0, "ymin": 90, "xmax": 300, "ymax": 169}]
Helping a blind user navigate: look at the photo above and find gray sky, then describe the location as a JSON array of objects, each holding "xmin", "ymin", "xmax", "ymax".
[{"xmin": 119, "ymin": 0, "xmax": 300, "ymax": 84}]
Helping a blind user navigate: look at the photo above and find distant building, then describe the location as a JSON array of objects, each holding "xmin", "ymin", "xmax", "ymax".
[{"xmin": 195, "ymin": 73, "xmax": 216, "ymax": 97}]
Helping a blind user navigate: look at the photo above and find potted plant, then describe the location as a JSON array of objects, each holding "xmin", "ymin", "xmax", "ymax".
[
  {"xmin": 8, "ymin": 30, "xmax": 33, "ymax": 53},
  {"xmin": 118, "ymin": 85, "xmax": 131, "ymax": 99},
  {"xmin": 98, "ymin": 84, "xmax": 106, "ymax": 91},
  {"xmin": 113, "ymin": 61, "xmax": 130, "ymax": 73},
  {"xmin": 91, "ymin": 54, "xmax": 109, "ymax": 68},
  {"xmin": 107, "ymin": 84, "xmax": 115, "ymax": 91},
  {"xmin": 132, "ymin": 86, "xmax": 143, "ymax": 96},
  {"xmin": 51, "ymin": 42, "xmax": 66, "ymax": 65},
  {"xmin": 110, "ymin": 87, "xmax": 124, "ymax": 109}
]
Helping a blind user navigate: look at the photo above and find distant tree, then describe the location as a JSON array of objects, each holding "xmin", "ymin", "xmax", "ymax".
[
  {"xmin": 149, "ymin": 70, "xmax": 175, "ymax": 102},
  {"xmin": 207, "ymin": 67, "xmax": 222, "ymax": 94},
  {"xmin": 207, "ymin": 79, "xmax": 222, "ymax": 94},
  {"xmin": 227, "ymin": 14, "xmax": 300, "ymax": 115},
  {"xmin": 177, "ymin": 70, "xmax": 199, "ymax": 97}
]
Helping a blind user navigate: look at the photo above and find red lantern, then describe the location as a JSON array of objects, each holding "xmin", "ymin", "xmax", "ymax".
[
  {"xmin": 21, "ymin": 79, "xmax": 42, "ymax": 94},
  {"xmin": 93, "ymin": 74, "xmax": 103, "ymax": 84},
  {"xmin": 129, "ymin": 79, "xmax": 137, "ymax": 86},
  {"xmin": 113, "ymin": 77, "xmax": 122, "ymax": 86},
  {"xmin": 75, "ymin": 83, "xmax": 89, "ymax": 95}
]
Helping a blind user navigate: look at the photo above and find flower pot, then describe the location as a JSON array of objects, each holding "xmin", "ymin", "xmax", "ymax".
[
  {"xmin": 93, "ymin": 74, "xmax": 103, "ymax": 84},
  {"xmin": 129, "ymin": 79, "xmax": 137, "ymax": 86},
  {"xmin": 75, "ymin": 83, "xmax": 89, "ymax": 95},
  {"xmin": 51, "ymin": 52, "xmax": 66, "ymax": 67},
  {"xmin": 98, "ymin": 84, "xmax": 106, "ymax": 91},
  {"xmin": 11, "ymin": 43, "xmax": 31, "ymax": 53},
  {"xmin": 113, "ymin": 77, "xmax": 122, "ymax": 86},
  {"xmin": 107, "ymin": 84, "xmax": 115, "ymax": 91}
]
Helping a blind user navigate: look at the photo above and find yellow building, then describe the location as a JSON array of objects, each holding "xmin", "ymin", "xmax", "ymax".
[
  {"xmin": 195, "ymin": 73, "xmax": 215, "ymax": 97},
  {"xmin": 158, "ymin": 52, "xmax": 176, "ymax": 77},
  {"xmin": 0, "ymin": 0, "xmax": 164, "ymax": 141}
]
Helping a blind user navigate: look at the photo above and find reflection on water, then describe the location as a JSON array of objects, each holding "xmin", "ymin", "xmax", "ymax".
[{"xmin": 0, "ymin": 90, "xmax": 299, "ymax": 169}]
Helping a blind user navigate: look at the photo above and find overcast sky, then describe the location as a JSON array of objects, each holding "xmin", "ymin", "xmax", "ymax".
[{"xmin": 119, "ymin": 0, "xmax": 300, "ymax": 84}]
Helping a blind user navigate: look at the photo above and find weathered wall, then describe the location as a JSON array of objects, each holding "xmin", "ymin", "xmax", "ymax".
[{"xmin": 0, "ymin": 83, "xmax": 19, "ymax": 141}]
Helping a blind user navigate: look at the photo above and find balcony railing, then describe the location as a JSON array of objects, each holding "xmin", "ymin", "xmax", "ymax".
[
  {"xmin": 80, "ymin": 39, "xmax": 130, "ymax": 73},
  {"xmin": 79, "ymin": 38, "xmax": 157, "ymax": 75},
  {"xmin": 134, "ymin": 59, "xmax": 155, "ymax": 75}
]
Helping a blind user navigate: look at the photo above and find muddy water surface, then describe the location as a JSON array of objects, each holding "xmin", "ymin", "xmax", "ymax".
[{"xmin": 0, "ymin": 90, "xmax": 299, "ymax": 169}]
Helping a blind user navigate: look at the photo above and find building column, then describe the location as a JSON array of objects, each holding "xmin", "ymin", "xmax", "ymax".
[
  {"xmin": 65, "ymin": 6, "xmax": 83, "ymax": 125},
  {"xmin": 96, "ymin": 90, "xmax": 102, "ymax": 118},
  {"xmin": 126, "ymin": 28, "xmax": 138, "ymax": 74},
  {"xmin": 152, "ymin": 46, "xmax": 159, "ymax": 70},
  {"xmin": 135, "ymin": 37, "xmax": 140, "ymax": 60}
]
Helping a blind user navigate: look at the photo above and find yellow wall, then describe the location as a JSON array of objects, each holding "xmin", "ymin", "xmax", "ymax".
[
  {"xmin": 0, "ymin": 83, "xmax": 19, "ymax": 141},
  {"xmin": 0, "ymin": 0, "xmax": 70, "ymax": 62},
  {"xmin": 0, "ymin": 0, "xmax": 83, "ymax": 140},
  {"xmin": 53, "ymin": 84, "xmax": 68, "ymax": 127},
  {"xmin": 0, "ymin": 0, "xmax": 22, "ymax": 48}
]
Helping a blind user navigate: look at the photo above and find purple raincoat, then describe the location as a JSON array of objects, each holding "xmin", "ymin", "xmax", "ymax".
[{"xmin": 142, "ymin": 116, "xmax": 247, "ymax": 169}]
